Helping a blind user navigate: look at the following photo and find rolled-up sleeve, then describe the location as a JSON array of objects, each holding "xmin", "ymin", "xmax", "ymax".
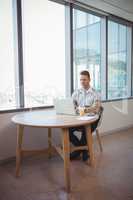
[
  {"xmin": 94, "ymin": 92, "xmax": 101, "ymax": 103},
  {"xmin": 72, "ymin": 91, "xmax": 78, "ymax": 107}
]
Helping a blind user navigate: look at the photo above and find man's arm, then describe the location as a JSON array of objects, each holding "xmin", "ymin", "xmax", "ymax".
[
  {"xmin": 72, "ymin": 91, "xmax": 80, "ymax": 114},
  {"xmin": 84, "ymin": 90, "xmax": 101, "ymax": 114},
  {"xmin": 84, "ymin": 100, "xmax": 101, "ymax": 114}
]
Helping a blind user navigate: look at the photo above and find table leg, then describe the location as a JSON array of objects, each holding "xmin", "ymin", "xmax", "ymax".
[
  {"xmin": 85, "ymin": 125, "xmax": 95, "ymax": 167},
  {"xmin": 62, "ymin": 128, "xmax": 71, "ymax": 193},
  {"xmin": 48, "ymin": 128, "xmax": 52, "ymax": 158},
  {"xmin": 16, "ymin": 125, "xmax": 24, "ymax": 177}
]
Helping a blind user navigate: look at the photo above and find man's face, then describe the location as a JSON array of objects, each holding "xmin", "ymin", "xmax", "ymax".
[{"xmin": 80, "ymin": 75, "xmax": 90, "ymax": 89}]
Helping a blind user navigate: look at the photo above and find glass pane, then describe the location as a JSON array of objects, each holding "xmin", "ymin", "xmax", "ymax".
[
  {"xmin": 75, "ymin": 10, "xmax": 87, "ymax": 29},
  {"xmin": 119, "ymin": 24, "xmax": 127, "ymax": 52},
  {"xmin": 73, "ymin": 9, "xmax": 101, "ymax": 92},
  {"xmin": 0, "ymin": 0, "xmax": 16, "ymax": 110},
  {"xmin": 22, "ymin": 0, "xmax": 66, "ymax": 107},
  {"xmin": 76, "ymin": 27, "xmax": 87, "ymax": 58},
  {"xmin": 108, "ymin": 21, "xmax": 118, "ymax": 54},
  {"xmin": 108, "ymin": 20, "xmax": 129, "ymax": 99},
  {"xmin": 88, "ymin": 14, "xmax": 100, "ymax": 25}
]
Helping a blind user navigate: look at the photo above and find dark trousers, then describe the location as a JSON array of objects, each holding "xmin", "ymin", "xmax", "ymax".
[{"xmin": 69, "ymin": 120, "xmax": 99, "ymax": 147}]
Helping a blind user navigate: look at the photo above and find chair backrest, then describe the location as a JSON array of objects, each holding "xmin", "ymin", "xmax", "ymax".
[{"xmin": 97, "ymin": 106, "xmax": 104, "ymax": 128}]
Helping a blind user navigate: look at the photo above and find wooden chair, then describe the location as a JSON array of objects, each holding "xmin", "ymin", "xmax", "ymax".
[
  {"xmin": 71, "ymin": 106, "xmax": 104, "ymax": 154},
  {"xmin": 95, "ymin": 106, "xmax": 104, "ymax": 152}
]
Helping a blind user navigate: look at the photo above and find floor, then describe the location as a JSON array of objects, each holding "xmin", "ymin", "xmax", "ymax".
[{"xmin": 0, "ymin": 128, "xmax": 133, "ymax": 200}]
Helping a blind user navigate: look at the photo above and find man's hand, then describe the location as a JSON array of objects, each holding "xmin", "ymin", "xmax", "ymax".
[{"xmin": 84, "ymin": 100, "xmax": 101, "ymax": 114}]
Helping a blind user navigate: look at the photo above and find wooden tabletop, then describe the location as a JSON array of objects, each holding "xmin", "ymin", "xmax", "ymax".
[{"xmin": 11, "ymin": 109, "xmax": 99, "ymax": 128}]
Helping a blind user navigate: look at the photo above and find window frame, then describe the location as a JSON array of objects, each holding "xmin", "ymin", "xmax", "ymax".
[{"xmin": 16, "ymin": 0, "xmax": 25, "ymax": 108}]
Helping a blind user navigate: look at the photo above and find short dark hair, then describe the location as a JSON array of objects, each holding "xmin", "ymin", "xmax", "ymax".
[{"xmin": 80, "ymin": 70, "xmax": 90, "ymax": 79}]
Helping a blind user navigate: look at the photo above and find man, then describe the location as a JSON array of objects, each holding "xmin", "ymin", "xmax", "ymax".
[{"xmin": 69, "ymin": 70, "xmax": 101, "ymax": 161}]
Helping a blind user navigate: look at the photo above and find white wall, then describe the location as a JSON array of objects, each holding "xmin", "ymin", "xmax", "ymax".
[
  {"xmin": 101, "ymin": 99, "xmax": 133, "ymax": 132},
  {"xmin": 0, "ymin": 99, "xmax": 133, "ymax": 161},
  {"xmin": 0, "ymin": 110, "xmax": 62, "ymax": 161}
]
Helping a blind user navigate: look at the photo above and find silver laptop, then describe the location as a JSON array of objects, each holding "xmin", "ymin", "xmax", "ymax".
[{"xmin": 54, "ymin": 98, "xmax": 77, "ymax": 115}]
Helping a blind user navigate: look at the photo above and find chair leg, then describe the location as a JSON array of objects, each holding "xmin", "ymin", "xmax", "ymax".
[{"xmin": 96, "ymin": 129, "xmax": 103, "ymax": 152}]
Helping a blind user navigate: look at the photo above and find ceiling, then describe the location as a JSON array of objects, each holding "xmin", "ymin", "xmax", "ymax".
[
  {"xmin": 101, "ymin": 0, "xmax": 133, "ymax": 14},
  {"xmin": 79, "ymin": 0, "xmax": 133, "ymax": 21}
]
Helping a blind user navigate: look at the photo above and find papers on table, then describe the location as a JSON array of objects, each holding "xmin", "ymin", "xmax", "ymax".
[{"xmin": 77, "ymin": 115, "xmax": 97, "ymax": 121}]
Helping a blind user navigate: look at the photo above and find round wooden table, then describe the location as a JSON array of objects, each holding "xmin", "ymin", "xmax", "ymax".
[{"xmin": 12, "ymin": 109, "xmax": 99, "ymax": 193}]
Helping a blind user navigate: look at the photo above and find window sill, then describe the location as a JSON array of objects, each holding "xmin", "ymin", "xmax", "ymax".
[
  {"xmin": 0, "ymin": 96, "xmax": 133, "ymax": 114},
  {"xmin": 0, "ymin": 105, "xmax": 54, "ymax": 114},
  {"xmin": 102, "ymin": 96, "xmax": 133, "ymax": 103}
]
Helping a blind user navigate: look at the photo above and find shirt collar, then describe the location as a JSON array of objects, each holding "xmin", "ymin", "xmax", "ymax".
[{"xmin": 79, "ymin": 87, "xmax": 93, "ymax": 93}]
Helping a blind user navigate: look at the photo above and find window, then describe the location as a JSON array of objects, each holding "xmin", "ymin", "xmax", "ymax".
[
  {"xmin": 0, "ymin": 0, "xmax": 133, "ymax": 112},
  {"xmin": 0, "ymin": 0, "xmax": 17, "ymax": 110},
  {"xmin": 108, "ymin": 20, "xmax": 131, "ymax": 99},
  {"xmin": 73, "ymin": 9, "xmax": 101, "ymax": 93},
  {"xmin": 73, "ymin": 9, "xmax": 132, "ymax": 101},
  {"xmin": 22, "ymin": 0, "xmax": 66, "ymax": 107}
]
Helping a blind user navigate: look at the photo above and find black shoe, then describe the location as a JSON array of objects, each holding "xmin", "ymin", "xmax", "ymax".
[
  {"xmin": 82, "ymin": 150, "xmax": 89, "ymax": 161},
  {"xmin": 70, "ymin": 151, "xmax": 81, "ymax": 160}
]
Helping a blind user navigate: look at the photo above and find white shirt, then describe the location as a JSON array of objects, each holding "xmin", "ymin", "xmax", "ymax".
[{"xmin": 72, "ymin": 87, "xmax": 101, "ymax": 107}]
